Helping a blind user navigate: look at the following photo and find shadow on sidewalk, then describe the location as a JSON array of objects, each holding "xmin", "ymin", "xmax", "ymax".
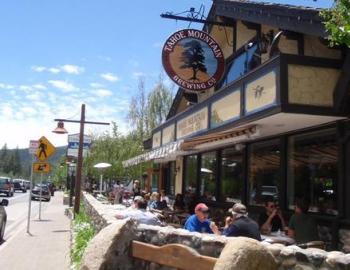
[{"xmin": 33, "ymin": 219, "xmax": 52, "ymax": 222}]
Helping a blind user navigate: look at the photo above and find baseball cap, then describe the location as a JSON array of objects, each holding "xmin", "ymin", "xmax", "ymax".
[
  {"xmin": 195, "ymin": 203, "xmax": 209, "ymax": 213},
  {"xmin": 133, "ymin": 195, "xmax": 143, "ymax": 202},
  {"xmin": 229, "ymin": 203, "xmax": 247, "ymax": 216}
]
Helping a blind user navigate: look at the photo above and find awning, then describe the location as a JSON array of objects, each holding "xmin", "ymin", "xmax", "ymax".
[
  {"xmin": 122, "ymin": 140, "xmax": 183, "ymax": 168},
  {"xmin": 181, "ymin": 125, "xmax": 258, "ymax": 151}
]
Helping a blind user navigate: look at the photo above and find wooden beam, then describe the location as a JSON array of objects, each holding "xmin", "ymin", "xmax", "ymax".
[{"xmin": 132, "ymin": 241, "xmax": 217, "ymax": 270}]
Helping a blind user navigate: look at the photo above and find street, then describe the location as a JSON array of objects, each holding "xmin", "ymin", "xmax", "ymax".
[
  {"xmin": 0, "ymin": 191, "xmax": 49, "ymax": 244},
  {"xmin": 0, "ymin": 191, "xmax": 70, "ymax": 270}
]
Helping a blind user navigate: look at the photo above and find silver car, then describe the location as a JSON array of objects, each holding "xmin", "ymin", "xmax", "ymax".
[{"xmin": 0, "ymin": 199, "xmax": 9, "ymax": 242}]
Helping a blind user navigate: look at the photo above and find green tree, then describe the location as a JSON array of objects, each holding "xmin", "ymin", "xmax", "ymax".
[
  {"xmin": 12, "ymin": 147, "xmax": 22, "ymax": 176},
  {"xmin": 128, "ymin": 77, "xmax": 149, "ymax": 142},
  {"xmin": 0, "ymin": 143, "xmax": 9, "ymax": 173},
  {"xmin": 147, "ymin": 74, "xmax": 174, "ymax": 131},
  {"xmin": 321, "ymin": 0, "xmax": 350, "ymax": 47}
]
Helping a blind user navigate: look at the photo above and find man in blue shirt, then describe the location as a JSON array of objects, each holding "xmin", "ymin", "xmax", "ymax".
[{"xmin": 184, "ymin": 203, "xmax": 219, "ymax": 234}]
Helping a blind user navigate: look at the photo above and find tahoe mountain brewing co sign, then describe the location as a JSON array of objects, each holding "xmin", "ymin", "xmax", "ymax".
[{"xmin": 162, "ymin": 29, "xmax": 225, "ymax": 92}]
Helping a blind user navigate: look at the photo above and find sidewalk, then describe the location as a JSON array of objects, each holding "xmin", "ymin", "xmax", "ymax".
[{"xmin": 0, "ymin": 191, "xmax": 71, "ymax": 270}]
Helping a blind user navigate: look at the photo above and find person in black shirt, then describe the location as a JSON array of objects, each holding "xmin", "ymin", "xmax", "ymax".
[
  {"xmin": 222, "ymin": 203, "xmax": 261, "ymax": 241},
  {"xmin": 258, "ymin": 200, "xmax": 286, "ymax": 234}
]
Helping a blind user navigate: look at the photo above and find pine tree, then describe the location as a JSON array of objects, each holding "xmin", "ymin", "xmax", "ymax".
[
  {"xmin": 0, "ymin": 144, "xmax": 9, "ymax": 173},
  {"xmin": 180, "ymin": 40, "xmax": 207, "ymax": 81},
  {"xmin": 13, "ymin": 147, "xmax": 22, "ymax": 176}
]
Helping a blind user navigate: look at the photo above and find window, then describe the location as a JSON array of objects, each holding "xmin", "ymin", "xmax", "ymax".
[
  {"xmin": 220, "ymin": 42, "xmax": 260, "ymax": 88},
  {"xmin": 221, "ymin": 147, "xmax": 244, "ymax": 203},
  {"xmin": 184, "ymin": 155, "xmax": 198, "ymax": 195},
  {"xmin": 200, "ymin": 152, "xmax": 217, "ymax": 201},
  {"xmin": 248, "ymin": 140, "xmax": 281, "ymax": 206},
  {"xmin": 287, "ymin": 129, "xmax": 338, "ymax": 215},
  {"xmin": 167, "ymin": 161, "xmax": 176, "ymax": 196}
]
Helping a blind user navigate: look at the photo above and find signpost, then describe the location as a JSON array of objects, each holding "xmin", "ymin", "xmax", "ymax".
[
  {"xmin": 27, "ymin": 140, "xmax": 39, "ymax": 234},
  {"xmin": 33, "ymin": 136, "xmax": 55, "ymax": 221}
]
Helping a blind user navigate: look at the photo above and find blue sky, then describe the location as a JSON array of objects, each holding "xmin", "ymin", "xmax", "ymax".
[{"xmin": 0, "ymin": 0, "xmax": 333, "ymax": 148}]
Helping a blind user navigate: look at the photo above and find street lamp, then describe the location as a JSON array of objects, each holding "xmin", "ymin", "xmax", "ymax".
[
  {"xmin": 53, "ymin": 104, "xmax": 109, "ymax": 214},
  {"xmin": 93, "ymin": 162, "xmax": 112, "ymax": 195}
]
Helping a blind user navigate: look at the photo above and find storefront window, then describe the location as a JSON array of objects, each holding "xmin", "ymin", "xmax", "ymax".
[
  {"xmin": 200, "ymin": 152, "xmax": 217, "ymax": 201},
  {"xmin": 249, "ymin": 140, "xmax": 281, "ymax": 206},
  {"xmin": 184, "ymin": 155, "xmax": 198, "ymax": 194},
  {"xmin": 287, "ymin": 129, "xmax": 338, "ymax": 215},
  {"xmin": 151, "ymin": 174, "xmax": 159, "ymax": 192},
  {"xmin": 167, "ymin": 161, "xmax": 176, "ymax": 196},
  {"xmin": 220, "ymin": 43, "xmax": 259, "ymax": 88},
  {"xmin": 221, "ymin": 147, "xmax": 244, "ymax": 203}
]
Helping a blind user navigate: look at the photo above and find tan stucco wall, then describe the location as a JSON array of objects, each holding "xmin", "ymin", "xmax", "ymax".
[
  {"xmin": 236, "ymin": 21, "xmax": 257, "ymax": 50},
  {"xmin": 175, "ymin": 157, "xmax": 183, "ymax": 194},
  {"xmin": 288, "ymin": 65, "xmax": 341, "ymax": 106},
  {"xmin": 209, "ymin": 22, "xmax": 234, "ymax": 59},
  {"xmin": 304, "ymin": 35, "xmax": 342, "ymax": 59}
]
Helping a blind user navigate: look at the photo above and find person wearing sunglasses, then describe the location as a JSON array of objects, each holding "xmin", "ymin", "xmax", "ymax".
[
  {"xmin": 258, "ymin": 199, "xmax": 286, "ymax": 234},
  {"xmin": 184, "ymin": 203, "xmax": 220, "ymax": 234}
]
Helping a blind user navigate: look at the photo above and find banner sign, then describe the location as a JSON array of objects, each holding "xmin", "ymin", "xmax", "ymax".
[
  {"xmin": 67, "ymin": 134, "xmax": 92, "ymax": 158},
  {"xmin": 162, "ymin": 29, "xmax": 225, "ymax": 92}
]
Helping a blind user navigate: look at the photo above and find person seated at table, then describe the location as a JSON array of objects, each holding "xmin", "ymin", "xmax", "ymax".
[
  {"xmin": 160, "ymin": 189, "xmax": 170, "ymax": 205},
  {"xmin": 184, "ymin": 203, "xmax": 220, "ymax": 234},
  {"xmin": 222, "ymin": 203, "xmax": 261, "ymax": 241},
  {"xmin": 149, "ymin": 192, "xmax": 167, "ymax": 210},
  {"xmin": 173, "ymin": 193, "xmax": 185, "ymax": 211},
  {"xmin": 288, "ymin": 198, "xmax": 319, "ymax": 244},
  {"xmin": 258, "ymin": 199, "xmax": 286, "ymax": 234},
  {"xmin": 115, "ymin": 197, "xmax": 162, "ymax": 226},
  {"xmin": 143, "ymin": 193, "xmax": 151, "ymax": 208}
]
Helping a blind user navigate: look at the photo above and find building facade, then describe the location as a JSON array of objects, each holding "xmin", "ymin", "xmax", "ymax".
[{"xmin": 123, "ymin": 0, "xmax": 350, "ymax": 250}]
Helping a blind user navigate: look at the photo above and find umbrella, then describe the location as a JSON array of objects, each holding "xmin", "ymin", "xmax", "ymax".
[
  {"xmin": 94, "ymin": 163, "xmax": 112, "ymax": 169},
  {"xmin": 201, "ymin": 168, "xmax": 213, "ymax": 173}
]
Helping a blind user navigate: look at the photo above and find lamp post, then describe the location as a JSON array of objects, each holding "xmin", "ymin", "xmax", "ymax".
[
  {"xmin": 53, "ymin": 104, "xmax": 109, "ymax": 214},
  {"xmin": 93, "ymin": 163, "xmax": 112, "ymax": 195}
]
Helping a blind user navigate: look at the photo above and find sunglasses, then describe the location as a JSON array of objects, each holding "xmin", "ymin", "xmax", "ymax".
[{"xmin": 200, "ymin": 209, "xmax": 209, "ymax": 214}]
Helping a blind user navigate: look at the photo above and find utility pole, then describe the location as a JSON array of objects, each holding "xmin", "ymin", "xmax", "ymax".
[{"xmin": 53, "ymin": 104, "xmax": 109, "ymax": 215}]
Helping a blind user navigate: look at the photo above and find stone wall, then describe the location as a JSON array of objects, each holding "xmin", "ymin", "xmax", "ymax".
[{"xmin": 81, "ymin": 193, "xmax": 350, "ymax": 270}]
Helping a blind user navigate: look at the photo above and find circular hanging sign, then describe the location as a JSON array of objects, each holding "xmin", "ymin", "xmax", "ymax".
[{"xmin": 162, "ymin": 29, "xmax": 225, "ymax": 92}]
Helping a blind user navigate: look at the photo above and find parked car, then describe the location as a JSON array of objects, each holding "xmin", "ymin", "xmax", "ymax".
[
  {"xmin": 23, "ymin": 180, "xmax": 31, "ymax": 190},
  {"xmin": 13, "ymin": 179, "xmax": 27, "ymax": 193},
  {"xmin": 0, "ymin": 198, "xmax": 9, "ymax": 242},
  {"xmin": 0, "ymin": 177, "xmax": 14, "ymax": 197},
  {"xmin": 31, "ymin": 184, "xmax": 51, "ymax": 201}
]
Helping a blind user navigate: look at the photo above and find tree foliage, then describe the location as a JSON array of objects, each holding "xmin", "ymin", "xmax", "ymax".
[
  {"xmin": 0, "ymin": 144, "xmax": 22, "ymax": 177},
  {"xmin": 180, "ymin": 40, "xmax": 207, "ymax": 80},
  {"xmin": 321, "ymin": 0, "xmax": 350, "ymax": 47}
]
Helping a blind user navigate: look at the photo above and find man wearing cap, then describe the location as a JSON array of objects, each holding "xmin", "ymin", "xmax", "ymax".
[
  {"xmin": 222, "ymin": 203, "xmax": 261, "ymax": 241},
  {"xmin": 184, "ymin": 203, "xmax": 220, "ymax": 234}
]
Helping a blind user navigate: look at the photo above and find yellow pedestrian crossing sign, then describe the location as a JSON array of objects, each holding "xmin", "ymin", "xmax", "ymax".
[
  {"xmin": 33, "ymin": 162, "xmax": 51, "ymax": 173},
  {"xmin": 35, "ymin": 136, "xmax": 55, "ymax": 162}
]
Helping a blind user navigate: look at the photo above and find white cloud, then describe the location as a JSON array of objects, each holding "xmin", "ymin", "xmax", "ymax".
[
  {"xmin": 19, "ymin": 85, "xmax": 32, "ymax": 91},
  {"xmin": 132, "ymin": 72, "xmax": 145, "ymax": 79},
  {"xmin": 26, "ymin": 92, "xmax": 42, "ymax": 101},
  {"xmin": 31, "ymin": 66, "xmax": 46, "ymax": 72},
  {"xmin": 31, "ymin": 64, "xmax": 84, "ymax": 75},
  {"xmin": 100, "ymin": 73, "xmax": 119, "ymax": 82},
  {"xmin": 48, "ymin": 67, "xmax": 61, "ymax": 74},
  {"xmin": 48, "ymin": 80, "xmax": 77, "ymax": 92},
  {"xmin": 0, "ymin": 83, "xmax": 15, "ymax": 89},
  {"xmin": 90, "ymin": 82, "xmax": 104, "ymax": 88},
  {"xmin": 33, "ymin": 84, "xmax": 47, "ymax": 90},
  {"xmin": 94, "ymin": 89, "xmax": 113, "ymax": 98},
  {"xmin": 60, "ymin": 64, "xmax": 84, "ymax": 75}
]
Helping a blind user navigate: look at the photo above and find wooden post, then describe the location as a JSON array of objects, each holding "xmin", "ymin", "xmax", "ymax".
[{"xmin": 74, "ymin": 104, "xmax": 85, "ymax": 215}]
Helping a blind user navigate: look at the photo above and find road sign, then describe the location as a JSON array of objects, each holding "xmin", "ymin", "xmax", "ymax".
[
  {"xmin": 29, "ymin": 140, "xmax": 39, "ymax": 154},
  {"xmin": 33, "ymin": 162, "xmax": 51, "ymax": 173},
  {"xmin": 35, "ymin": 136, "xmax": 56, "ymax": 161},
  {"xmin": 67, "ymin": 134, "xmax": 92, "ymax": 158}
]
